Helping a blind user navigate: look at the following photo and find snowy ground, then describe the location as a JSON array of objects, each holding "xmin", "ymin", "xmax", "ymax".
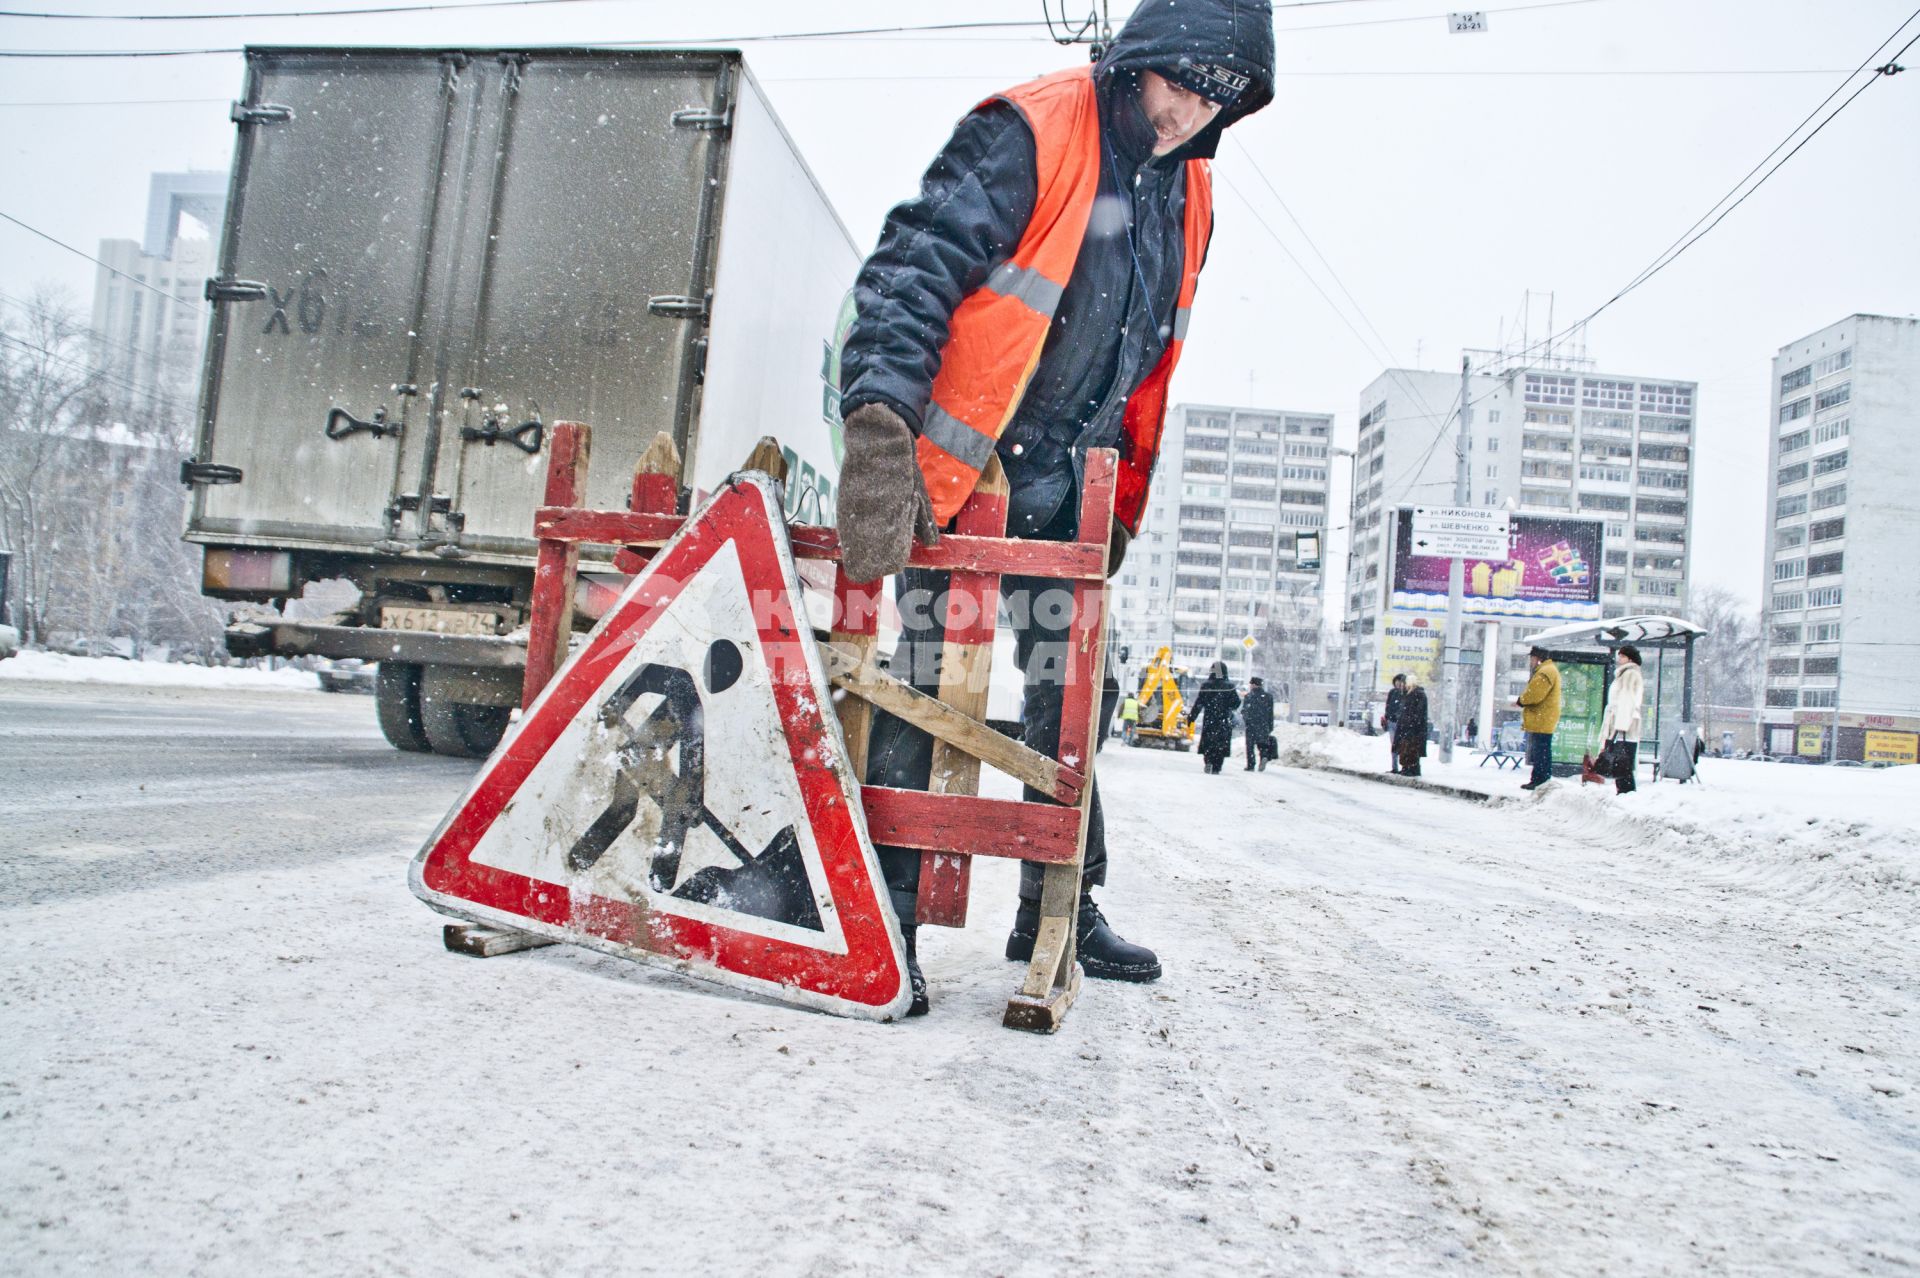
[
  {"xmin": 0, "ymin": 648, "xmax": 322, "ymax": 692},
  {"xmin": 3, "ymin": 670, "xmax": 1918, "ymax": 1274}
]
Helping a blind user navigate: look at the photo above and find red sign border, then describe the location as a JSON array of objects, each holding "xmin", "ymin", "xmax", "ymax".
[{"xmin": 409, "ymin": 476, "xmax": 909, "ymax": 1020}]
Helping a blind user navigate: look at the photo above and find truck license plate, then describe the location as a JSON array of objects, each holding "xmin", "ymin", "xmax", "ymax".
[{"xmin": 381, "ymin": 606, "xmax": 504, "ymax": 636}]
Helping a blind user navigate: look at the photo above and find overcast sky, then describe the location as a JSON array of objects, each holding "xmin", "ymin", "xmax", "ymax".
[{"xmin": 4, "ymin": 0, "xmax": 1916, "ymax": 615}]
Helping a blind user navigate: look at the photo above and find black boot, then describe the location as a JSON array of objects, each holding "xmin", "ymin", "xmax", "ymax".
[
  {"xmin": 902, "ymin": 923, "xmax": 929, "ymax": 1017},
  {"xmin": 1005, "ymin": 896, "xmax": 1162, "ymax": 982}
]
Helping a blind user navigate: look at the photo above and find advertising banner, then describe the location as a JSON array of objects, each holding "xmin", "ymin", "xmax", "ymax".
[
  {"xmin": 1391, "ymin": 507, "xmax": 1603, "ymax": 622},
  {"xmin": 1864, "ymin": 730, "xmax": 1918, "ymax": 765},
  {"xmin": 1376, "ymin": 610, "xmax": 1443, "ymax": 692},
  {"xmin": 1797, "ymin": 724, "xmax": 1827, "ymax": 757},
  {"xmin": 1551, "ymin": 660, "xmax": 1606, "ymax": 767}
]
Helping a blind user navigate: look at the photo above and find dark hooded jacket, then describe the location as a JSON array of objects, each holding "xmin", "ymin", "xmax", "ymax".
[
  {"xmin": 1189, "ymin": 665, "xmax": 1242, "ymax": 759},
  {"xmin": 840, "ymin": 0, "xmax": 1275, "ymax": 537},
  {"xmin": 1242, "ymin": 682, "xmax": 1275, "ymax": 738}
]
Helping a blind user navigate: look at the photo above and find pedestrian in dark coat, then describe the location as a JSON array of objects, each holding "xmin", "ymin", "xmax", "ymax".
[
  {"xmin": 1383, "ymin": 673, "xmax": 1407, "ymax": 773},
  {"xmin": 1395, "ymin": 676, "xmax": 1430, "ymax": 777},
  {"xmin": 1241, "ymin": 676, "xmax": 1276, "ymax": 771},
  {"xmin": 1189, "ymin": 662, "xmax": 1241, "ymax": 774}
]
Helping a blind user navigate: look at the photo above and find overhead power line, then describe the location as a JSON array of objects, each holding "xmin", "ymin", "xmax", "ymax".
[
  {"xmin": 1479, "ymin": 8, "xmax": 1919, "ymax": 373},
  {"xmin": 0, "ymin": 0, "xmax": 1612, "ymax": 57},
  {"xmin": 0, "ymin": 209, "xmax": 209, "ymax": 315},
  {"xmin": 0, "ymin": 0, "xmax": 1405, "ymax": 18}
]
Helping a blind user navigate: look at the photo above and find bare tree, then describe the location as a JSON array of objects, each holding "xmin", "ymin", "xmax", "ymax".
[
  {"xmin": 0, "ymin": 289, "xmax": 106, "ymax": 644},
  {"xmin": 1255, "ymin": 577, "xmax": 1329, "ymax": 722},
  {"xmin": 1686, "ymin": 584, "xmax": 1763, "ymax": 741}
]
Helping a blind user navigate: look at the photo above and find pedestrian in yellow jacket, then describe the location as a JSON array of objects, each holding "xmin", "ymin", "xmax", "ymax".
[{"xmin": 1515, "ymin": 648, "xmax": 1561, "ymax": 790}]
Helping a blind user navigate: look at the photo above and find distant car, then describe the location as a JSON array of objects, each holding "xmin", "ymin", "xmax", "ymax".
[
  {"xmin": 0, "ymin": 624, "xmax": 18, "ymax": 661},
  {"xmin": 317, "ymin": 658, "xmax": 377, "ymax": 694}
]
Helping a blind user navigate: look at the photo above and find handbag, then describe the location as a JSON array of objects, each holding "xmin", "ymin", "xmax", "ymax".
[{"xmin": 1592, "ymin": 738, "xmax": 1624, "ymax": 778}]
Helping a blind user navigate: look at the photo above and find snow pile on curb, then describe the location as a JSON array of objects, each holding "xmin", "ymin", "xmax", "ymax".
[
  {"xmin": 1273, "ymin": 723, "xmax": 1920, "ymax": 902},
  {"xmin": 0, "ymin": 649, "xmax": 321, "ymax": 692}
]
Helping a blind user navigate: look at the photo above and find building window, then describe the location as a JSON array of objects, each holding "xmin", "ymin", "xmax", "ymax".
[
  {"xmin": 1814, "ymin": 417, "xmax": 1850, "ymax": 444},
  {"xmin": 1488, "ymin": 409, "xmax": 1501, "ymax": 422},
  {"xmin": 1780, "ymin": 365, "xmax": 1812, "ymax": 394},
  {"xmin": 1769, "ymin": 656, "xmax": 1802, "ymax": 676},
  {"xmin": 1639, "ymin": 443, "xmax": 1690, "ymax": 464},
  {"xmin": 1776, "ymin": 462, "xmax": 1809, "ymax": 486},
  {"xmin": 1636, "ymin": 579, "xmax": 1681, "ymax": 598},
  {"xmin": 1776, "ymin": 494, "xmax": 1808, "ymax": 519},
  {"xmin": 1180, "ymin": 504, "xmax": 1225, "ymax": 522},
  {"xmin": 1604, "ymin": 577, "xmax": 1625, "ymax": 595},
  {"xmin": 1177, "ymin": 550, "xmax": 1223, "ymax": 567},
  {"xmin": 1487, "ymin": 436, "xmax": 1499, "ymax": 452},
  {"xmin": 1524, "ymin": 373, "xmax": 1576, "ymax": 405},
  {"xmin": 1523, "ymin": 461, "xmax": 1573, "ymax": 480},
  {"xmin": 1778, "ymin": 398, "xmax": 1811, "ymax": 424},
  {"xmin": 1582, "ymin": 378, "xmax": 1636, "ymax": 410},
  {"xmin": 1811, "ymin": 484, "xmax": 1846, "ymax": 511},
  {"xmin": 1810, "ymin": 621, "xmax": 1841, "ymax": 642},
  {"xmin": 1813, "ymin": 449, "xmax": 1849, "ymax": 476},
  {"xmin": 1524, "ymin": 409, "xmax": 1573, "ymax": 426},
  {"xmin": 1231, "ymin": 484, "xmax": 1278, "ymax": 503},
  {"xmin": 1186, "ymin": 457, "xmax": 1227, "ymax": 476},
  {"xmin": 1803, "ymin": 656, "xmax": 1839, "ymax": 676},
  {"xmin": 1280, "ymin": 489, "xmax": 1325, "ymax": 506},
  {"xmin": 1639, "ymin": 383, "xmax": 1694, "ymax": 416},
  {"xmin": 1483, "ymin": 490, "xmax": 1498, "ymax": 504},
  {"xmin": 1771, "ymin": 624, "xmax": 1801, "ymax": 644},
  {"xmin": 1583, "ymin": 494, "xmax": 1631, "ymax": 513},
  {"xmin": 1774, "ymin": 559, "xmax": 1806, "ymax": 582},
  {"xmin": 1813, "ymin": 349, "xmax": 1852, "ymax": 378},
  {"xmin": 1638, "ymin": 498, "xmax": 1687, "ymax": 518},
  {"xmin": 1807, "ymin": 586, "xmax": 1843, "ymax": 608},
  {"xmin": 1582, "ymin": 410, "xmax": 1632, "ymax": 433},
  {"xmin": 1638, "ymin": 471, "xmax": 1689, "ymax": 490},
  {"xmin": 1606, "ymin": 548, "xmax": 1629, "ymax": 566},
  {"xmin": 1801, "ymin": 689, "xmax": 1837, "ymax": 709},
  {"xmin": 1779, "ymin": 429, "xmax": 1810, "ymax": 454},
  {"xmin": 1639, "ymin": 415, "xmax": 1691, "ymax": 435},
  {"xmin": 1772, "ymin": 591, "xmax": 1804, "ymax": 611},
  {"xmin": 1580, "ymin": 465, "xmax": 1629, "ymax": 483},
  {"xmin": 1521, "ymin": 488, "xmax": 1572, "ymax": 509},
  {"xmin": 1281, "ymin": 466, "xmax": 1326, "ymax": 482},
  {"xmin": 1814, "ymin": 382, "xmax": 1851, "ymax": 412},
  {"xmin": 1188, "ymin": 433, "xmax": 1227, "ymax": 453},
  {"xmin": 1809, "ymin": 517, "xmax": 1844, "ymax": 543},
  {"xmin": 1775, "ymin": 525, "xmax": 1805, "ymax": 550}
]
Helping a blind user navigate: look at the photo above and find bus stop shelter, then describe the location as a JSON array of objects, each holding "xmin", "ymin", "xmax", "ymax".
[{"xmin": 1524, "ymin": 614, "xmax": 1708, "ymax": 782}]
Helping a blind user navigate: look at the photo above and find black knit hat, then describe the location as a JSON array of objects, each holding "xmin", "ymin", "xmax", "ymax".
[
  {"xmin": 1161, "ymin": 53, "xmax": 1252, "ymax": 105},
  {"xmin": 1618, "ymin": 643, "xmax": 1642, "ymax": 665}
]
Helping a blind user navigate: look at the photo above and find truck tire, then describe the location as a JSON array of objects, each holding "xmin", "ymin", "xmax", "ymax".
[
  {"xmin": 376, "ymin": 662, "xmax": 433, "ymax": 753},
  {"xmin": 419, "ymin": 665, "xmax": 512, "ymax": 758}
]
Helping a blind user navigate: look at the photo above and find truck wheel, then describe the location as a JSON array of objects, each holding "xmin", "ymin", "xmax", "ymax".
[
  {"xmin": 376, "ymin": 662, "xmax": 433, "ymax": 753},
  {"xmin": 419, "ymin": 665, "xmax": 512, "ymax": 758}
]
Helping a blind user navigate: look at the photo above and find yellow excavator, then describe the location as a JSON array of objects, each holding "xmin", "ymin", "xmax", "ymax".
[{"xmin": 1127, "ymin": 647, "xmax": 1195, "ymax": 751}]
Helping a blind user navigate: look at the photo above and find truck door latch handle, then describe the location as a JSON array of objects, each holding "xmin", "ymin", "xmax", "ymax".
[
  {"xmin": 325, "ymin": 405, "xmax": 401, "ymax": 440},
  {"xmin": 461, "ymin": 416, "xmax": 544, "ymax": 455},
  {"xmin": 205, "ymin": 278, "xmax": 269, "ymax": 303},
  {"xmin": 647, "ymin": 294, "xmax": 710, "ymax": 320},
  {"xmin": 179, "ymin": 460, "xmax": 244, "ymax": 486}
]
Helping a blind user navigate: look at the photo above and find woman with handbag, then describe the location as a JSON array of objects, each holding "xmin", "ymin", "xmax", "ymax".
[{"xmin": 1594, "ymin": 644, "xmax": 1645, "ymax": 794}]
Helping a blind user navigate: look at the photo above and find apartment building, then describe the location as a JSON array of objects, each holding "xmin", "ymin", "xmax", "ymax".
[
  {"xmin": 1109, "ymin": 403, "xmax": 1332, "ymax": 683},
  {"xmin": 1759, "ymin": 314, "xmax": 1920, "ymax": 760},
  {"xmin": 88, "ymin": 171, "xmax": 227, "ymax": 425},
  {"xmin": 1342, "ymin": 359, "xmax": 1697, "ymax": 706}
]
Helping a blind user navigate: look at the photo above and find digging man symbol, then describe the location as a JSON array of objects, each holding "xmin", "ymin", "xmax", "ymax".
[{"xmin": 833, "ymin": 0, "xmax": 1276, "ymax": 1014}]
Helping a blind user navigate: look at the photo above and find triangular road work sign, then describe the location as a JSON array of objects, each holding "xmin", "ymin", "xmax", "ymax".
[{"xmin": 410, "ymin": 474, "xmax": 911, "ymax": 1021}]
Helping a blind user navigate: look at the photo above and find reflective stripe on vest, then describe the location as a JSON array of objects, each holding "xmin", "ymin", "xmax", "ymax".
[{"xmin": 913, "ymin": 65, "xmax": 1212, "ymax": 535}]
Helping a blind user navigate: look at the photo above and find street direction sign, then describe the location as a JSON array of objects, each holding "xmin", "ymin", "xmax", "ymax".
[
  {"xmin": 411, "ymin": 474, "xmax": 912, "ymax": 1021},
  {"xmin": 1410, "ymin": 505, "xmax": 1511, "ymax": 560}
]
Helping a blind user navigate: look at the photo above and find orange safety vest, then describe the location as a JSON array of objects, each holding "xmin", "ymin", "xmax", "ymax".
[{"xmin": 912, "ymin": 65, "xmax": 1213, "ymax": 536}]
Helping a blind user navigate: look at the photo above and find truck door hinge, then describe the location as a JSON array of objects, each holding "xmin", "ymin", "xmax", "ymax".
[
  {"xmin": 648, "ymin": 293, "xmax": 711, "ymax": 321},
  {"xmin": 391, "ymin": 492, "xmax": 453, "ymax": 515},
  {"xmin": 180, "ymin": 460, "xmax": 243, "ymax": 487},
  {"xmin": 230, "ymin": 101, "xmax": 294, "ymax": 126},
  {"xmin": 671, "ymin": 106, "xmax": 732, "ymax": 133},
  {"xmin": 205, "ymin": 278, "xmax": 269, "ymax": 303}
]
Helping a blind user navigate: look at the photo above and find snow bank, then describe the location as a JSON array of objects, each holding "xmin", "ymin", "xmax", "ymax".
[
  {"xmin": 1276, "ymin": 723, "xmax": 1920, "ymax": 902},
  {"xmin": 0, "ymin": 649, "xmax": 321, "ymax": 692}
]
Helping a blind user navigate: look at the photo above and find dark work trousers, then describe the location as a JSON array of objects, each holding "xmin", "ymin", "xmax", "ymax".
[
  {"xmin": 1526, "ymin": 731, "xmax": 1554, "ymax": 786},
  {"xmin": 1612, "ymin": 739, "xmax": 1639, "ymax": 794},
  {"xmin": 1245, "ymin": 732, "xmax": 1275, "ymax": 770},
  {"xmin": 864, "ymin": 565, "xmax": 1120, "ymax": 922}
]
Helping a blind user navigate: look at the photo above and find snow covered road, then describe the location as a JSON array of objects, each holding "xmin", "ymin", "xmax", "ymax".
[{"xmin": 3, "ymin": 680, "xmax": 1916, "ymax": 1274}]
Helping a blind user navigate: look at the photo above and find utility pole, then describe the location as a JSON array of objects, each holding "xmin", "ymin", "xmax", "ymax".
[{"xmin": 1437, "ymin": 355, "xmax": 1472, "ymax": 763}]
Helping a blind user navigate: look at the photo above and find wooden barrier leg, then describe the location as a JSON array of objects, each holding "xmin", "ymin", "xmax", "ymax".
[
  {"xmin": 1005, "ymin": 450, "xmax": 1117, "ymax": 1032},
  {"xmin": 919, "ymin": 456, "xmax": 1008, "ymax": 928},
  {"xmin": 522, "ymin": 421, "xmax": 591, "ymax": 709}
]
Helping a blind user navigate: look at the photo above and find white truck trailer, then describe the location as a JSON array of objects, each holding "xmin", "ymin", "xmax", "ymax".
[{"xmin": 183, "ymin": 46, "xmax": 859, "ymax": 755}]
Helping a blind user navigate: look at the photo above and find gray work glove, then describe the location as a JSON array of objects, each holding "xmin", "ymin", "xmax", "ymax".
[
  {"xmin": 835, "ymin": 402, "xmax": 940, "ymax": 584},
  {"xmin": 1107, "ymin": 524, "xmax": 1131, "ymax": 578}
]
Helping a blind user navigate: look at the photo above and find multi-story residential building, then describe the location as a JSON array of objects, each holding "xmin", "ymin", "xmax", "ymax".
[
  {"xmin": 1759, "ymin": 314, "xmax": 1920, "ymax": 761},
  {"xmin": 88, "ymin": 171, "xmax": 227, "ymax": 425},
  {"xmin": 1109, "ymin": 403, "xmax": 1332, "ymax": 690},
  {"xmin": 1341, "ymin": 358, "xmax": 1697, "ymax": 711}
]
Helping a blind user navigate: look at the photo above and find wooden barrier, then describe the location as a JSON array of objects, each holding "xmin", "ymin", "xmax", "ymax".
[{"xmin": 516, "ymin": 422, "xmax": 1115, "ymax": 1032}]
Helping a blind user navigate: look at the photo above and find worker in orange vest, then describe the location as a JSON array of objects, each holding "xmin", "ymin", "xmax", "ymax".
[{"xmin": 833, "ymin": 0, "xmax": 1274, "ymax": 1015}]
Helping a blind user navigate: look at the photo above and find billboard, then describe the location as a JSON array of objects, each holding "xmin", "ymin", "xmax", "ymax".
[
  {"xmin": 1391, "ymin": 507, "xmax": 1603, "ymax": 622},
  {"xmin": 1376, "ymin": 610, "xmax": 1443, "ymax": 692}
]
